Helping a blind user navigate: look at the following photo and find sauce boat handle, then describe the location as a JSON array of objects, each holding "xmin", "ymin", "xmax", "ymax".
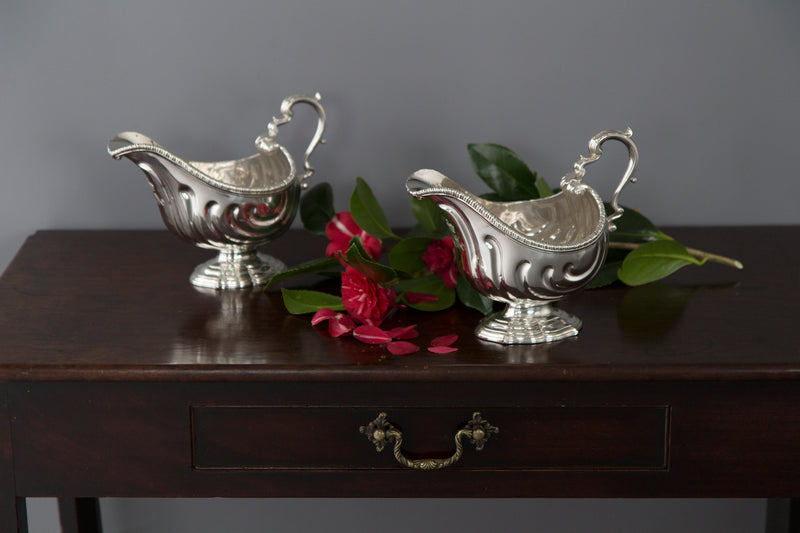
[
  {"xmin": 564, "ymin": 128, "xmax": 639, "ymax": 232},
  {"xmin": 257, "ymin": 93, "xmax": 328, "ymax": 188}
]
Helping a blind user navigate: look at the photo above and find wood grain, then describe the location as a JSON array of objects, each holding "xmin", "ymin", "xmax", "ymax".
[{"xmin": 0, "ymin": 228, "xmax": 796, "ymax": 382}]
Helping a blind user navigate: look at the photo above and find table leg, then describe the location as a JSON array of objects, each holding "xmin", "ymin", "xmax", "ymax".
[
  {"xmin": 58, "ymin": 498, "xmax": 102, "ymax": 533},
  {"xmin": 766, "ymin": 499, "xmax": 800, "ymax": 533},
  {"xmin": 790, "ymin": 499, "xmax": 800, "ymax": 533},
  {"xmin": 0, "ymin": 497, "xmax": 28, "ymax": 533},
  {"xmin": 0, "ymin": 386, "xmax": 27, "ymax": 532}
]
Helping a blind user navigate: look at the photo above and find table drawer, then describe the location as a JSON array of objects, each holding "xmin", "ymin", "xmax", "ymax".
[
  {"xmin": 192, "ymin": 405, "xmax": 669, "ymax": 471},
  {"xmin": 17, "ymin": 382, "xmax": 800, "ymax": 497}
]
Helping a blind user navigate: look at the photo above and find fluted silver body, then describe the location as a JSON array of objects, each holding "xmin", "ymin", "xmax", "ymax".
[
  {"xmin": 407, "ymin": 129, "xmax": 640, "ymax": 344},
  {"xmin": 108, "ymin": 93, "xmax": 326, "ymax": 289}
]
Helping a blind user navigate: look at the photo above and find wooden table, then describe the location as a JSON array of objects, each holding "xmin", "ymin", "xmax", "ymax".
[{"xmin": 0, "ymin": 228, "xmax": 798, "ymax": 532}]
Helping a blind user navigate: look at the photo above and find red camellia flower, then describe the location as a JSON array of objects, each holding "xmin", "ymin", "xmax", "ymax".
[
  {"xmin": 340, "ymin": 268, "xmax": 396, "ymax": 326},
  {"xmin": 422, "ymin": 236, "xmax": 458, "ymax": 288},
  {"xmin": 325, "ymin": 212, "xmax": 382, "ymax": 261}
]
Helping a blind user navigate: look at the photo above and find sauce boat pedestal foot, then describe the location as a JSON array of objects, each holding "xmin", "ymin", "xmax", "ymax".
[
  {"xmin": 190, "ymin": 248, "xmax": 286, "ymax": 290},
  {"xmin": 476, "ymin": 300, "xmax": 582, "ymax": 344}
]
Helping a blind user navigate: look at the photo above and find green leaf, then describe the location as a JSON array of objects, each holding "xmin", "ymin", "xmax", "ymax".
[
  {"xmin": 300, "ymin": 182, "xmax": 335, "ymax": 235},
  {"xmin": 606, "ymin": 203, "xmax": 668, "ymax": 243},
  {"xmin": 402, "ymin": 223, "xmax": 436, "ymax": 239},
  {"xmin": 410, "ymin": 197, "xmax": 446, "ymax": 237},
  {"xmin": 394, "ymin": 274, "xmax": 456, "ymax": 312},
  {"xmin": 280, "ymin": 288, "xmax": 344, "ymax": 314},
  {"xmin": 479, "ymin": 192, "xmax": 505, "ymax": 202},
  {"xmin": 349, "ymin": 177, "xmax": 400, "ymax": 239},
  {"xmin": 456, "ymin": 276, "xmax": 493, "ymax": 315},
  {"xmin": 587, "ymin": 248, "xmax": 630, "ymax": 289},
  {"xmin": 388, "ymin": 237, "xmax": 434, "ymax": 275},
  {"xmin": 266, "ymin": 256, "xmax": 341, "ymax": 287},
  {"xmin": 467, "ymin": 143, "xmax": 540, "ymax": 201},
  {"xmin": 586, "ymin": 260, "xmax": 624, "ymax": 288},
  {"xmin": 342, "ymin": 238, "xmax": 401, "ymax": 285},
  {"xmin": 534, "ymin": 175, "xmax": 555, "ymax": 198},
  {"xmin": 618, "ymin": 240, "xmax": 706, "ymax": 286}
]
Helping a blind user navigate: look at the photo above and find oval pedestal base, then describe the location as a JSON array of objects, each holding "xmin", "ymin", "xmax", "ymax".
[
  {"xmin": 190, "ymin": 249, "xmax": 285, "ymax": 290},
  {"xmin": 475, "ymin": 301, "xmax": 582, "ymax": 344}
]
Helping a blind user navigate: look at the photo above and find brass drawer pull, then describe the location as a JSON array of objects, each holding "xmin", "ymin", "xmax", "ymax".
[{"xmin": 359, "ymin": 412, "xmax": 499, "ymax": 470}]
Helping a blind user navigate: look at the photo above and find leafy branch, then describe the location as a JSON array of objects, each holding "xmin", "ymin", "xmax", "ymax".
[
  {"xmin": 274, "ymin": 142, "xmax": 742, "ymax": 316},
  {"xmin": 466, "ymin": 143, "xmax": 742, "ymax": 287},
  {"xmin": 608, "ymin": 241, "xmax": 743, "ymax": 270}
]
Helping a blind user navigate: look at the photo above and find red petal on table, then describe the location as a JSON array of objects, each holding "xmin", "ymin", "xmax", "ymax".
[
  {"xmin": 311, "ymin": 308, "xmax": 337, "ymax": 325},
  {"xmin": 328, "ymin": 314, "xmax": 355, "ymax": 337},
  {"xmin": 431, "ymin": 334, "xmax": 458, "ymax": 347},
  {"xmin": 428, "ymin": 345, "xmax": 458, "ymax": 354},
  {"xmin": 387, "ymin": 324, "xmax": 419, "ymax": 340},
  {"xmin": 353, "ymin": 325, "xmax": 393, "ymax": 344},
  {"xmin": 405, "ymin": 292, "xmax": 439, "ymax": 303},
  {"xmin": 387, "ymin": 341, "xmax": 420, "ymax": 356}
]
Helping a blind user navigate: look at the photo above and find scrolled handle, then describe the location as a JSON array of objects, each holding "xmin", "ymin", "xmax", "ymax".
[
  {"xmin": 359, "ymin": 412, "xmax": 499, "ymax": 470},
  {"xmin": 255, "ymin": 93, "xmax": 327, "ymax": 188},
  {"xmin": 560, "ymin": 128, "xmax": 640, "ymax": 231}
]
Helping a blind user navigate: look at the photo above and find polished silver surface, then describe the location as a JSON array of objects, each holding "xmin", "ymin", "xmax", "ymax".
[
  {"xmin": 407, "ymin": 129, "xmax": 639, "ymax": 344},
  {"xmin": 108, "ymin": 93, "xmax": 327, "ymax": 289}
]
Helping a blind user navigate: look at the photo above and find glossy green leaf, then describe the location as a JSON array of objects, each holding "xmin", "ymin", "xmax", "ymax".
[
  {"xmin": 402, "ymin": 223, "xmax": 435, "ymax": 239},
  {"xmin": 479, "ymin": 192, "xmax": 505, "ymax": 202},
  {"xmin": 281, "ymin": 288, "xmax": 344, "ymax": 314},
  {"xmin": 586, "ymin": 261, "xmax": 624, "ymax": 289},
  {"xmin": 300, "ymin": 182, "xmax": 335, "ymax": 235},
  {"xmin": 587, "ymin": 248, "xmax": 630, "ymax": 289},
  {"xmin": 410, "ymin": 197, "xmax": 446, "ymax": 237},
  {"xmin": 534, "ymin": 175, "xmax": 555, "ymax": 198},
  {"xmin": 388, "ymin": 237, "xmax": 434, "ymax": 275},
  {"xmin": 618, "ymin": 240, "xmax": 706, "ymax": 286},
  {"xmin": 467, "ymin": 143, "xmax": 540, "ymax": 201},
  {"xmin": 456, "ymin": 276, "xmax": 493, "ymax": 315},
  {"xmin": 394, "ymin": 274, "xmax": 456, "ymax": 312},
  {"xmin": 265, "ymin": 256, "xmax": 341, "ymax": 287},
  {"xmin": 341, "ymin": 238, "xmax": 401, "ymax": 285},
  {"xmin": 606, "ymin": 203, "xmax": 668, "ymax": 243},
  {"xmin": 349, "ymin": 177, "xmax": 399, "ymax": 239}
]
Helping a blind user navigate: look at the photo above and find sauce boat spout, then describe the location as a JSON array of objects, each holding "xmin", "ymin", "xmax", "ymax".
[
  {"xmin": 406, "ymin": 169, "xmax": 479, "ymax": 232},
  {"xmin": 406, "ymin": 168, "xmax": 468, "ymax": 200},
  {"xmin": 406, "ymin": 169, "xmax": 490, "ymax": 274}
]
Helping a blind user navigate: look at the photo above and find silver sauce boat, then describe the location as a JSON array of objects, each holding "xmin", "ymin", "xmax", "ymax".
[
  {"xmin": 108, "ymin": 93, "xmax": 326, "ymax": 289},
  {"xmin": 407, "ymin": 129, "xmax": 639, "ymax": 344}
]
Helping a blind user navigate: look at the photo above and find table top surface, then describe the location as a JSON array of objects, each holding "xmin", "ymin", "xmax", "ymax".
[{"xmin": 0, "ymin": 227, "xmax": 796, "ymax": 383}]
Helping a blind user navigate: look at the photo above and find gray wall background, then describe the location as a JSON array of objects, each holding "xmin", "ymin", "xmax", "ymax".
[{"xmin": 2, "ymin": 0, "xmax": 798, "ymax": 531}]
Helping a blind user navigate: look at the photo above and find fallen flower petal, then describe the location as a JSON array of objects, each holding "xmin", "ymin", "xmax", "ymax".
[
  {"xmin": 387, "ymin": 324, "xmax": 419, "ymax": 340},
  {"xmin": 328, "ymin": 314, "xmax": 356, "ymax": 337},
  {"xmin": 311, "ymin": 308, "xmax": 337, "ymax": 326},
  {"xmin": 405, "ymin": 292, "xmax": 439, "ymax": 304},
  {"xmin": 387, "ymin": 341, "xmax": 420, "ymax": 356},
  {"xmin": 353, "ymin": 325, "xmax": 393, "ymax": 344},
  {"xmin": 431, "ymin": 334, "xmax": 459, "ymax": 347},
  {"xmin": 428, "ymin": 345, "xmax": 458, "ymax": 354}
]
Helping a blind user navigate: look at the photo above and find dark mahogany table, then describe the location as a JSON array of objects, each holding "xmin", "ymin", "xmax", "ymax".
[{"xmin": 0, "ymin": 227, "xmax": 798, "ymax": 532}]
